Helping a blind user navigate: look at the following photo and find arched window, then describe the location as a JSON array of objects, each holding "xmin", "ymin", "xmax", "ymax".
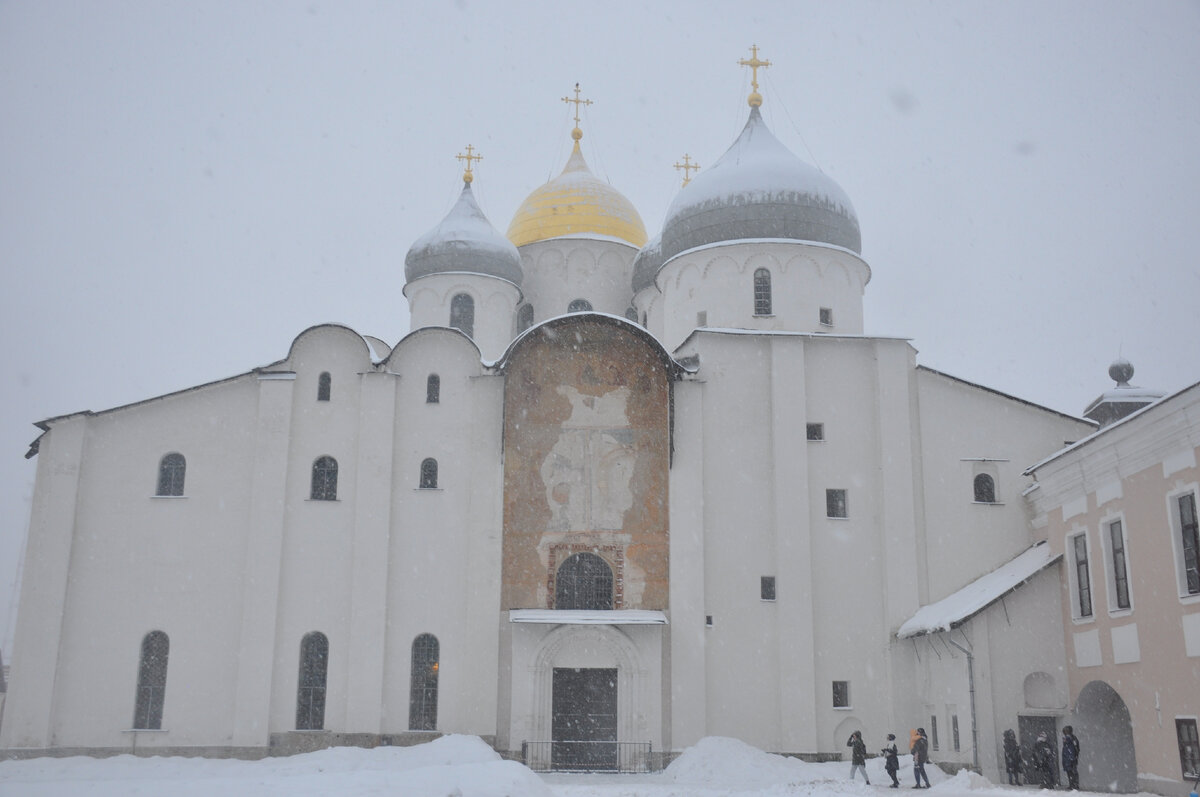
[
  {"xmin": 156, "ymin": 453, "xmax": 186, "ymax": 497},
  {"xmin": 450, "ymin": 293, "xmax": 474, "ymax": 338},
  {"xmin": 311, "ymin": 456, "xmax": 338, "ymax": 500},
  {"xmin": 555, "ymin": 552, "xmax": 614, "ymax": 610},
  {"xmin": 296, "ymin": 632, "xmax": 328, "ymax": 730},
  {"xmin": 973, "ymin": 473, "xmax": 996, "ymax": 503},
  {"xmin": 753, "ymin": 268, "xmax": 772, "ymax": 316},
  {"xmin": 133, "ymin": 631, "xmax": 169, "ymax": 729},
  {"xmin": 419, "ymin": 458, "xmax": 438, "ymax": 489},
  {"xmin": 426, "ymin": 374, "xmax": 440, "ymax": 404},
  {"xmin": 517, "ymin": 303, "xmax": 535, "ymax": 333},
  {"xmin": 568, "ymin": 298, "xmax": 593, "ymax": 313},
  {"xmin": 409, "ymin": 633, "xmax": 439, "ymax": 730},
  {"xmin": 317, "ymin": 372, "xmax": 331, "ymax": 402}
]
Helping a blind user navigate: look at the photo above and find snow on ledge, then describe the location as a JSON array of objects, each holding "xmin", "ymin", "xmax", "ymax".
[
  {"xmin": 509, "ymin": 609, "xmax": 668, "ymax": 625},
  {"xmin": 897, "ymin": 542, "xmax": 1060, "ymax": 639}
]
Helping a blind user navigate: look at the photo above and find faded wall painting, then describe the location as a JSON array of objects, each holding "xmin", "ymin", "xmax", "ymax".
[{"xmin": 501, "ymin": 318, "xmax": 671, "ymax": 610}]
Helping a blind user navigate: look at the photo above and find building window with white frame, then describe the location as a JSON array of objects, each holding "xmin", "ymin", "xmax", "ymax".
[
  {"xmin": 1178, "ymin": 718, "xmax": 1200, "ymax": 779},
  {"xmin": 1107, "ymin": 519, "xmax": 1131, "ymax": 610},
  {"xmin": 1176, "ymin": 492, "xmax": 1200, "ymax": 595},
  {"xmin": 1071, "ymin": 532, "xmax": 1093, "ymax": 618}
]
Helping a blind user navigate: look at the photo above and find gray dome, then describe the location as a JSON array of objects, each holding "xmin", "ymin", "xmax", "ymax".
[
  {"xmin": 659, "ymin": 107, "xmax": 861, "ymax": 264},
  {"xmin": 631, "ymin": 234, "xmax": 663, "ymax": 293},
  {"xmin": 405, "ymin": 182, "xmax": 523, "ymax": 286}
]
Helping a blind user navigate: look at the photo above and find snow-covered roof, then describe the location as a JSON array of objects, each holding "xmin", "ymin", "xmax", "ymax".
[
  {"xmin": 508, "ymin": 609, "xmax": 668, "ymax": 625},
  {"xmin": 896, "ymin": 542, "xmax": 1059, "ymax": 638},
  {"xmin": 658, "ymin": 106, "xmax": 860, "ymax": 263},
  {"xmin": 404, "ymin": 181, "xmax": 523, "ymax": 285}
]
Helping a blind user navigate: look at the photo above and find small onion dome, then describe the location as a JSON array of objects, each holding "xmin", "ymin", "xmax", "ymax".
[
  {"xmin": 405, "ymin": 181, "xmax": 523, "ymax": 285},
  {"xmin": 507, "ymin": 141, "xmax": 648, "ymax": 248},
  {"xmin": 659, "ymin": 106, "xmax": 861, "ymax": 263},
  {"xmin": 631, "ymin": 234, "xmax": 663, "ymax": 293}
]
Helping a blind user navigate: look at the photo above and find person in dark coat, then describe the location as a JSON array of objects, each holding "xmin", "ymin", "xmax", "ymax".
[
  {"xmin": 911, "ymin": 727, "xmax": 931, "ymax": 788},
  {"xmin": 847, "ymin": 730, "xmax": 870, "ymax": 784},
  {"xmin": 882, "ymin": 733, "xmax": 901, "ymax": 788},
  {"xmin": 1061, "ymin": 726, "xmax": 1081, "ymax": 790},
  {"xmin": 1032, "ymin": 731, "xmax": 1057, "ymax": 789},
  {"xmin": 1003, "ymin": 728, "xmax": 1022, "ymax": 786}
]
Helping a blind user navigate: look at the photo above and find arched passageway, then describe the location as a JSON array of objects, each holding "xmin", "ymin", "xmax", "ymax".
[{"xmin": 1073, "ymin": 680, "xmax": 1137, "ymax": 792}]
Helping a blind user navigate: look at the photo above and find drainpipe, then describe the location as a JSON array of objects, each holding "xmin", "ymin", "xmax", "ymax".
[{"xmin": 946, "ymin": 635, "xmax": 980, "ymax": 773}]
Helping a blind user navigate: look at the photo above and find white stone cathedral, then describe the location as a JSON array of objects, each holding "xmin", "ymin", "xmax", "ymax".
[{"xmin": 1, "ymin": 64, "xmax": 1097, "ymax": 779}]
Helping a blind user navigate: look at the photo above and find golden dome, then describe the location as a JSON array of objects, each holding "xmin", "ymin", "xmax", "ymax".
[{"xmin": 507, "ymin": 141, "xmax": 647, "ymax": 248}]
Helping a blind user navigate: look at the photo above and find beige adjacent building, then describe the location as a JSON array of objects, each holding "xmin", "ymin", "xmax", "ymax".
[{"xmin": 1025, "ymin": 379, "xmax": 1200, "ymax": 794}]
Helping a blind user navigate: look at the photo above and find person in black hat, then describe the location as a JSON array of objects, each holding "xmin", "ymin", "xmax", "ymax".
[{"xmin": 911, "ymin": 727, "xmax": 931, "ymax": 788}]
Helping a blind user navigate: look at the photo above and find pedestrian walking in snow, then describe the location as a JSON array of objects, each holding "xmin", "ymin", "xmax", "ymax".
[
  {"xmin": 882, "ymin": 733, "xmax": 901, "ymax": 788},
  {"xmin": 1003, "ymin": 728, "xmax": 1022, "ymax": 786},
  {"xmin": 847, "ymin": 730, "xmax": 870, "ymax": 784},
  {"xmin": 1032, "ymin": 730, "xmax": 1057, "ymax": 789},
  {"xmin": 911, "ymin": 727, "xmax": 931, "ymax": 788},
  {"xmin": 1061, "ymin": 726, "xmax": 1080, "ymax": 790}
]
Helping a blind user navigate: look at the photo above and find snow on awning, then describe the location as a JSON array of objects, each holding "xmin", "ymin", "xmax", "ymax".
[
  {"xmin": 897, "ymin": 542, "xmax": 1060, "ymax": 639},
  {"xmin": 509, "ymin": 609, "xmax": 668, "ymax": 625}
]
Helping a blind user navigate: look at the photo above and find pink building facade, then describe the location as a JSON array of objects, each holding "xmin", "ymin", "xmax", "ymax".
[{"xmin": 1025, "ymin": 381, "xmax": 1200, "ymax": 795}]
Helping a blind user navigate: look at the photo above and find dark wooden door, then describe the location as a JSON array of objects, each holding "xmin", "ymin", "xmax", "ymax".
[{"xmin": 552, "ymin": 667, "xmax": 617, "ymax": 770}]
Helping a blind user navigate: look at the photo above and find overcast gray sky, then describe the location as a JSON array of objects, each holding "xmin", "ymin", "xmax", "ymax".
[{"xmin": 3, "ymin": 1, "xmax": 1199, "ymax": 651}]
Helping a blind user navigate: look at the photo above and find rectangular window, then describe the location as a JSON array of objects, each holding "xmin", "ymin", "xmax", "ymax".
[
  {"xmin": 819, "ymin": 307, "xmax": 833, "ymax": 327},
  {"xmin": 705, "ymin": 615, "xmax": 713, "ymax": 627},
  {"xmin": 826, "ymin": 489, "xmax": 848, "ymax": 519},
  {"xmin": 1072, "ymin": 533, "xmax": 1093, "ymax": 618},
  {"xmin": 1180, "ymin": 493, "xmax": 1200, "ymax": 595},
  {"xmin": 1178, "ymin": 718, "xmax": 1200, "ymax": 778},
  {"xmin": 696, "ymin": 310, "xmax": 707, "ymax": 326},
  {"xmin": 761, "ymin": 576, "xmax": 776, "ymax": 601},
  {"xmin": 806, "ymin": 423, "xmax": 825, "ymax": 441},
  {"xmin": 1108, "ymin": 519, "xmax": 1131, "ymax": 610},
  {"xmin": 832, "ymin": 681, "xmax": 850, "ymax": 708},
  {"xmin": 952, "ymin": 714, "xmax": 960, "ymax": 752},
  {"xmin": 930, "ymin": 715, "xmax": 939, "ymax": 751}
]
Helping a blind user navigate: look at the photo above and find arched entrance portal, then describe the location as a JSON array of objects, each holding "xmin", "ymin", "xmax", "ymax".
[{"xmin": 1074, "ymin": 680, "xmax": 1137, "ymax": 792}]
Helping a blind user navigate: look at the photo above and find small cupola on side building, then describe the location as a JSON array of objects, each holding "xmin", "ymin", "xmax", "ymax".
[
  {"xmin": 1082, "ymin": 358, "xmax": 1165, "ymax": 427},
  {"xmin": 507, "ymin": 85, "xmax": 646, "ymax": 329},
  {"xmin": 403, "ymin": 147, "xmax": 523, "ymax": 362}
]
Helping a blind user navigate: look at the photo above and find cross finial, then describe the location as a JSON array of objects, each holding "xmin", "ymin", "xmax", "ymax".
[
  {"xmin": 561, "ymin": 82, "xmax": 593, "ymax": 141},
  {"xmin": 456, "ymin": 145, "xmax": 482, "ymax": 184},
  {"xmin": 673, "ymin": 154, "xmax": 701, "ymax": 187},
  {"xmin": 738, "ymin": 44, "xmax": 771, "ymax": 107}
]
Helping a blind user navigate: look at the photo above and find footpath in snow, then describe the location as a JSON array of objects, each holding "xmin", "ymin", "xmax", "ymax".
[{"xmin": 0, "ymin": 733, "xmax": 1170, "ymax": 797}]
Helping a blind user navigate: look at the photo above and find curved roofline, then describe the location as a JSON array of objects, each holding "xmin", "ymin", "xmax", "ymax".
[
  {"xmin": 383, "ymin": 325, "xmax": 483, "ymax": 368},
  {"xmin": 655, "ymin": 237, "xmax": 871, "ymax": 291},
  {"xmin": 515, "ymin": 232, "xmax": 643, "ymax": 251},
  {"xmin": 280, "ymin": 322, "xmax": 376, "ymax": 363},
  {"xmin": 492, "ymin": 312, "xmax": 690, "ymax": 377}
]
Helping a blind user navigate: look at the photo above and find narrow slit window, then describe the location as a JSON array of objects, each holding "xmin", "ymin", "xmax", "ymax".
[
  {"xmin": 1108, "ymin": 519, "xmax": 1130, "ymax": 609},
  {"xmin": 296, "ymin": 632, "xmax": 328, "ymax": 730},
  {"xmin": 133, "ymin": 631, "xmax": 169, "ymax": 729},
  {"xmin": 419, "ymin": 458, "xmax": 438, "ymax": 489},
  {"xmin": 156, "ymin": 453, "xmax": 186, "ymax": 497},
  {"xmin": 1179, "ymin": 493, "xmax": 1200, "ymax": 595},
  {"xmin": 409, "ymin": 634, "xmax": 439, "ymax": 730},
  {"xmin": 450, "ymin": 293, "xmax": 474, "ymax": 338},
  {"xmin": 317, "ymin": 372, "xmax": 331, "ymax": 402},
  {"xmin": 1073, "ymin": 533, "xmax": 1093, "ymax": 618},
  {"xmin": 311, "ymin": 456, "xmax": 338, "ymax": 501},
  {"xmin": 753, "ymin": 268, "xmax": 772, "ymax": 316},
  {"xmin": 426, "ymin": 374, "xmax": 440, "ymax": 404}
]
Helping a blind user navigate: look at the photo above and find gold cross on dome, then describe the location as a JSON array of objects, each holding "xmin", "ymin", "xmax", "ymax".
[
  {"xmin": 456, "ymin": 145, "xmax": 482, "ymax": 183},
  {"xmin": 673, "ymin": 154, "xmax": 701, "ymax": 187},
  {"xmin": 562, "ymin": 83, "xmax": 593, "ymax": 140},
  {"xmin": 738, "ymin": 45, "xmax": 771, "ymax": 107}
]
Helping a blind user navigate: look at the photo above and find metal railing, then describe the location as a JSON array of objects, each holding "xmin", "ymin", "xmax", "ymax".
[{"xmin": 521, "ymin": 740, "xmax": 652, "ymax": 773}]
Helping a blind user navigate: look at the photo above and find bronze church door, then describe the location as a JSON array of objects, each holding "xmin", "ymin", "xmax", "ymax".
[{"xmin": 552, "ymin": 667, "xmax": 617, "ymax": 770}]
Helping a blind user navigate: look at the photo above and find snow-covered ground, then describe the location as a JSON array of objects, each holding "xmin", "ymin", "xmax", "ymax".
[{"xmin": 0, "ymin": 734, "xmax": 1165, "ymax": 797}]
